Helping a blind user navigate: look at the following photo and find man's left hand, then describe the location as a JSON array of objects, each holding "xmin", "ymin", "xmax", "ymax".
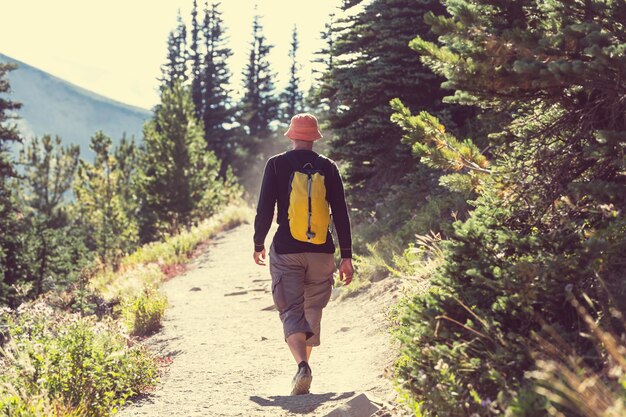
[
  {"xmin": 253, "ymin": 249, "xmax": 267, "ymax": 266},
  {"xmin": 338, "ymin": 258, "xmax": 354, "ymax": 285}
]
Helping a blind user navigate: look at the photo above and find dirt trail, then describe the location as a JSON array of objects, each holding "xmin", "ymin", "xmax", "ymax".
[{"xmin": 118, "ymin": 223, "xmax": 402, "ymax": 417}]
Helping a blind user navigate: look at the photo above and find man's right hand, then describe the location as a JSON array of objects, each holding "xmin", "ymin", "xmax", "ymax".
[
  {"xmin": 253, "ymin": 248, "xmax": 267, "ymax": 266},
  {"xmin": 338, "ymin": 258, "xmax": 354, "ymax": 285}
]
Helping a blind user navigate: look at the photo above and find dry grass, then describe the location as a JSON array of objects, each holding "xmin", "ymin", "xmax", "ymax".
[
  {"xmin": 90, "ymin": 204, "xmax": 252, "ymax": 302},
  {"xmin": 89, "ymin": 203, "xmax": 251, "ymax": 336},
  {"xmin": 529, "ymin": 294, "xmax": 626, "ymax": 417}
]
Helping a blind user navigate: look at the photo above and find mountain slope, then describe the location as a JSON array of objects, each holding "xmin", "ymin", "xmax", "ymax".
[{"xmin": 0, "ymin": 53, "xmax": 151, "ymax": 159}]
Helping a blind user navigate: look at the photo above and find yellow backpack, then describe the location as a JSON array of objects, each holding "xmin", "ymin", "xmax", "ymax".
[{"xmin": 287, "ymin": 157, "xmax": 331, "ymax": 244}]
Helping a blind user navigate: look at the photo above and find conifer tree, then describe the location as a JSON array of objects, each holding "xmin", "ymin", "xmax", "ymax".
[
  {"xmin": 201, "ymin": 1, "xmax": 236, "ymax": 177},
  {"xmin": 19, "ymin": 136, "xmax": 79, "ymax": 220},
  {"xmin": 73, "ymin": 132, "xmax": 139, "ymax": 267},
  {"xmin": 392, "ymin": 1, "xmax": 626, "ymax": 414},
  {"xmin": 18, "ymin": 135, "xmax": 84, "ymax": 295},
  {"xmin": 160, "ymin": 11, "xmax": 188, "ymax": 91},
  {"xmin": 307, "ymin": 13, "xmax": 336, "ymax": 114},
  {"xmin": 136, "ymin": 82, "xmax": 225, "ymax": 243},
  {"xmin": 280, "ymin": 25, "xmax": 304, "ymax": 121},
  {"xmin": 319, "ymin": 0, "xmax": 456, "ymax": 212},
  {"xmin": 240, "ymin": 11, "xmax": 278, "ymax": 138},
  {"xmin": 0, "ymin": 63, "xmax": 26, "ymax": 305},
  {"xmin": 312, "ymin": 13, "xmax": 335, "ymax": 80},
  {"xmin": 190, "ymin": 0, "xmax": 203, "ymax": 119},
  {"xmin": 0, "ymin": 63, "xmax": 21, "ymax": 179},
  {"xmin": 114, "ymin": 135, "xmax": 138, "ymax": 235}
]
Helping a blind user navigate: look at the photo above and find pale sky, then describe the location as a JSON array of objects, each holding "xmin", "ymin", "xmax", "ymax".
[{"xmin": 0, "ymin": 0, "xmax": 341, "ymax": 110}]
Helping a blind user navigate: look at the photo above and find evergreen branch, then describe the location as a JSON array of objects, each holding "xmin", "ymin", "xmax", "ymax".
[
  {"xmin": 435, "ymin": 315, "xmax": 490, "ymax": 339},
  {"xmin": 390, "ymin": 98, "xmax": 492, "ymax": 175},
  {"xmin": 437, "ymin": 136, "xmax": 493, "ymax": 174}
]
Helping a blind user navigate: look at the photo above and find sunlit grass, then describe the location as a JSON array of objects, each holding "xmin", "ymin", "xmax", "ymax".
[
  {"xmin": 0, "ymin": 203, "xmax": 252, "ymax": 415},
  {"xmin": 120, "ymin": 204, "xmax": 252, "ymax": 270},
  {"xmin": 528, "ymin": 295, "xmax": 626, "ymax": 417},
  {"xmin": 123, "ymin": 287, "xmax": 168, "ymax": 336},
  {"xmin": 90, "ymin": 203, "xmax": 251, "ymax": 336},
  {"xmin": 90, "ymin": 203, "xmax": 252, "ymax": 302},
  {"xmin": 91, "ymin": 263, "xmax": 164, "ymax": 303},
  {"xmin": 341, "ymin": 232, "xmax": 441, "ymax": 299}
]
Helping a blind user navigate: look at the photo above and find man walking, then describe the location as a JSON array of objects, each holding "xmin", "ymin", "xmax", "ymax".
[{"xmin": 253, "ymin": 113, "xmax": 354, "ymax": 395}]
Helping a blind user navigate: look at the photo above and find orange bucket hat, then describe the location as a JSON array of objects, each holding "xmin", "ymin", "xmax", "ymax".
[{"xmin": 284, "ymin": 113, "xmax": 323, "ymax": 141}]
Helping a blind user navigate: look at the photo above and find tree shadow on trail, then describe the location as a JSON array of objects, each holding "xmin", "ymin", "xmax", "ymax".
[{"xmin": 250, "ymin": 391, "xmax": 355, "ymax": 414}]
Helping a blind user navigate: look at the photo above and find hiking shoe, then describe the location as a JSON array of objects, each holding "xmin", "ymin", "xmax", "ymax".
[{"xmin": 291, "ymin": 361, "xmax": 312, "ymax": 395}]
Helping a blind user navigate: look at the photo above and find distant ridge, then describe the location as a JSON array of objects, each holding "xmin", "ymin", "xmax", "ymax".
[{"xmin": 0, "ymin": 53, "xmax": 151, "ymax": 159}]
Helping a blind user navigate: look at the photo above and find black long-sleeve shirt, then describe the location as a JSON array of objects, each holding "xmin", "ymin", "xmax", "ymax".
[{"xmin": 253, "ymin": 149, "xmax": 352, "ymax": 259}]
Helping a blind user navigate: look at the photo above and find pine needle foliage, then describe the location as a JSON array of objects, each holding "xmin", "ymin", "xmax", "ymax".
[
  {"xmin": 0, "ymin": 63, "xmax": 25, "ymax": 306},
  {"xmin": 240, "ymin": 12, "xmax": 279, "ymax": 139},
  {"xmin": 318, "ymin": 0, "xmax": 459, "ymax": 210},
  {"xmin": 73, "ymin": 133, "xmax": 139, "ymax": 268},
  {"xmin": 313, "ymin": 0, "xmax": 476, "ymax": 253},
  {"xmin": 392, "ymin": 0, "xmax": 626, "ymax": 415},
  {"xmin": 200, "ymin": 2, "xmax": 237, "ymax": 178},
  {"xmin": 280, "ymin": 25, "xmax": 304, "ymax": 122},
  {"xmin": 391, "ymin": 98, "xmax": 490, "ymax": 194},
  {"xmin": 17, "ymin": 135, "xmax": 85, "ymax": 296},
  {"xmin": 136, "ymin": 82, "xmax": 237, "ymax": 243},
  {"xmin": 160, "ymin": 11, "xmax": 188, "ymax": 91}
]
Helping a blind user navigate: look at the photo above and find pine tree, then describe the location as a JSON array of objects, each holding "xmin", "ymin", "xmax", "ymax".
[
  {"xmin": 136, "ymin": 82, "xmax": 226, "ymax": 243},
  {"xmin": 312, "ymin": 13, "xmax": 335, "ymax": 80},
  {"xmin": 73, "ymin": 132, "xmax": 139, "ymax": 268},
  {"xmin": 19, "ymin": 136, "xmax": 80, "ymax": 220},
  {"xmin": 201, "ymin": 1, "xmax": 236, "ymax": 177},
  {"xmin": 280, "ymin": 25, "xmax": 304, "ymax": 121},
  {"xmin": 240, "ymin": 11, "xmax": 278, "ymax": 138},
  {"xmin": 307, "ymin": 13, "xmax": 336, "ymax": 114},
  {"xmin": 318, "ymin": 0, "xmax": 458, "ymax": 212},
  {"xmin": 160, "ymin": 11, "xmax": 189, "ymax": 91},
  {"xmin": 18, "ymin": 135, "xmax": 84, "ymax": 295},
  {"xmin": 0, "ymin": 63, "xmax": 27, "ymax": 305},
  {"xmin": 0, "ymin": 63, "xmax": 21, "ymax": 178},
  {"xmin": 392, "ymin": 1, "xmax": 626, "ymax": 414},
  {"xmin": 189, "ymin": 0, "xmax": 204, "ymax": 120},
  {"xmin": 114, "ymin": 134, "xmax": 139, "ymax": 236}
]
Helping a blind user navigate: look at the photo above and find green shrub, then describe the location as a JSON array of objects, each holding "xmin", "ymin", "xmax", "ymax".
[
  {"xmin": 0, "ymin": 392, "xmax": 62, "ymax": 417},
  {"xmin": 391, "ymin": 232, "xmax": 443, "ymax": 278},
  {"xmin": 0, "ymin": 302, "xmax": 157, "ymax": 417},
  {"xmin": 123, "ymin": 288, "xmax": 168, "ymax": 336},
  {"xmin": 352, "ymin": 170, "xmax": 469, "ymax": 257},
  {"xmin": 394, "ymin": 188, "xmax": 626, "ymax": 416},
  {"xmin": 346, "ymin": 229, "xmax": 443, "ymax": 299},
  {"xmin": 0, "ymin": 195, "xmax": 250, "ymax": 416},
  {"xmin": 389, "ymin": 0, "xmax": 626, "ymax": 412}
]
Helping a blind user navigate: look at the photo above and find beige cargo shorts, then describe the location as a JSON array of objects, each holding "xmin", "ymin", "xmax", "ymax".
[{"xmin": 269, "ymin": 244, "xmax": 336, "ymax": 346}]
